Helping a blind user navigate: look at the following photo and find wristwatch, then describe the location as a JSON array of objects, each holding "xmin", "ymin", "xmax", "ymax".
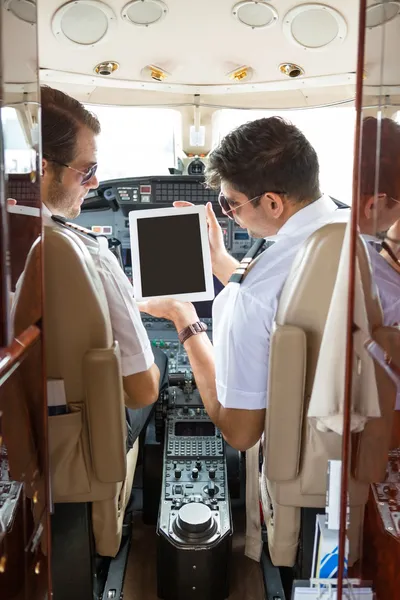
[{"xmin": 178, "ymin": 321, "xmax": 208, "ymax": 345}]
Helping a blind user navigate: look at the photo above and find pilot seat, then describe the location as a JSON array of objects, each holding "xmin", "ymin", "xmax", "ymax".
[
  {"xmin": 259, "ymin": 222, "xmax": 400, "ymax": 589},
  {"xmin": 13, "ymin": 221, "xmax": 140, "ymax": 599}
]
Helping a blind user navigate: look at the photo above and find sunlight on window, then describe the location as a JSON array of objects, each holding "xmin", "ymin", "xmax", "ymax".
[
  {"xmin": 2, "ymin": 106, "xmax": 35, "ymax": 174},
  {"xmin": 213, "ymin": 107, "xmax": 356, "ymax": 204},
  {"xmin": 85, "ymin": 105, "xmax": 181, "ymax": 182}
]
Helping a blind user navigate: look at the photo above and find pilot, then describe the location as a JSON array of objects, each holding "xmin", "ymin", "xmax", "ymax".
[
  {"xmin": 138, "ymin": 116, "xmax": 350, "ymax": 451},
  {"xmin": 14, "ymin": 86, "xmax": 165, "ymax": 443}
]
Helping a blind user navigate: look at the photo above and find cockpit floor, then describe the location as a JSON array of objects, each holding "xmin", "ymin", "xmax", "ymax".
[{"xmin": 124, "ymin": 509, "xmax": 265, "ymax": 599}]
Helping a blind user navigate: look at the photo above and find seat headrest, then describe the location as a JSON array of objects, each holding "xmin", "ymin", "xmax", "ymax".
[
  {"xmin": 44, "ymin": 224, "xmax": 113, "ymax": 380},
  {"xmin": 276, "ymin": 222, "xmax": 382, "ymax": 380}
]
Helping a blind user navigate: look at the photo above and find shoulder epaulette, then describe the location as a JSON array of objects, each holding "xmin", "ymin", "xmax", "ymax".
[
  {"xmin": 229, "ymin": 238, "xmax": 274, "ymax": 284},
  {"xmin": 51, "ymin": 215, "xmax": 99, "ymax": 240}
]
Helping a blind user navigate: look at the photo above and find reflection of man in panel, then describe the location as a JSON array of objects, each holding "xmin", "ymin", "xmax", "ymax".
[
  {"xmin": 12, "ymin": 86, "xmax": 165, "ymax": 444},
  {"xmin": 139, "ymin": 117, "xmax": 349, "ymax": 451},
  {"xmin": 358, "ymin": 116, "xmax": 400, "ymax": 425},
  {"xmin": 358, "ymin": 117, "xmax": 400, "ymax": 328}
]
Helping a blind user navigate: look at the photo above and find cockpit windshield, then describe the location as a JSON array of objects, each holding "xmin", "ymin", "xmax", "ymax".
[
  {"xmin": 85, "ymin": 104, "xmax": 182, "ymax": 181},
  {"xmin": 214, "ymin": 107, "xmax": 356, "ymax": 204}
]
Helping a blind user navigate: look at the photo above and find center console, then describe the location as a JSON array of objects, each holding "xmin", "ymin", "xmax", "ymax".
[{"xmin": 156, "ymin": 374, "xmax": 232, "ymax": 600}]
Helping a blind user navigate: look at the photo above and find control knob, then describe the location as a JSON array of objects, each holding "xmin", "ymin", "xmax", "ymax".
[
  {"xmin": 192, "ymin": 468, "xmax": 199, "ymax": 480},
  {"xmin": 195, "ymin": 460, "xmax": 202, "ymax": 471},
  {"xmin": 207, "ymin": 481, "xmax": 216, "ymax": 498},
  {"xmin": 174, "ymin": 469, "xmax": 182, "ymax": 479},
  {"xmin": 209, "ymin": 468, "xmax": 216, "ymax": 480}
]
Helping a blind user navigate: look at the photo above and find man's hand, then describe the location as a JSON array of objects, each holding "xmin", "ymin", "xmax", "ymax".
[
  {"xmin": 173, "ymin": 201, "xmax": 239, "ymax": 285},
  {"xmin": 7, "ymin": 198, "xmax": 17, "ymax": 207},
  {"xmin": 137, "ymin": 297, "xmax": 199, "ymax": 330}
]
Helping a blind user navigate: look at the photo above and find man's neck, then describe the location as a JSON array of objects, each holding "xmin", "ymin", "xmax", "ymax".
[{"xmin": 275, "ymin": 195, "xmax": 319, "ymax": 233}]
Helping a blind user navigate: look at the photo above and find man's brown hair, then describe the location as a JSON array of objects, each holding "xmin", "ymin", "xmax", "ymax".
[
  {"xmin": 41, "ymin": 86, "xmax": 100, "ymax": 165},
  {"xmin": 360, "ymin": 116, "xmax": 400, "ymax": 205},
  {"xmin": 205, "ymin": 116, "xmax": 320, "ymax": 205}
]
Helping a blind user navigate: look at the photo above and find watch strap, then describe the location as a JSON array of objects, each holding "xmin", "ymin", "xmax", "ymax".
[{"xmin": 178, "ymin": 321, "xmax": 207, "ymax": 345}]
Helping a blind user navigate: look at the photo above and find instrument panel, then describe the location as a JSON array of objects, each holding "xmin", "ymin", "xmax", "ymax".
[{"xmin": 76, "ymin": 175, "xmax": 254, "ymax": 263}]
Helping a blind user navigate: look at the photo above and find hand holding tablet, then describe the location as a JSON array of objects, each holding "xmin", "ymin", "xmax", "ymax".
[{"xmin": 129, "ymin": 205, "xmax": 215, "ymax": 303}]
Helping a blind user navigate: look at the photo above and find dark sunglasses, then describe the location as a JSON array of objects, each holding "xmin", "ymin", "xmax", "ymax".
[
  {"xmin": 218, "ymin": 191, "xmax": 285, "ymax": 220},
  {"xmin": 44, "ymin": 155, "xmax": 98, "ymax": 185}
]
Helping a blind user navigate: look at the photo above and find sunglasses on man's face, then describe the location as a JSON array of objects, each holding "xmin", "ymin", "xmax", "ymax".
[
  {"xmin": 44, "ymin": 155, "xmax": 98, "ymax": 185},
  {"xmin": 218, "ymin": 191, "xmax": 285, "ymax": 220},
  {"xmin": 218, "ymin": 192, "xmax": 264, "ymax": 220}
]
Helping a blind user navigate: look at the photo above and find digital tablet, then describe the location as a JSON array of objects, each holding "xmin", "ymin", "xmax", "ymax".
[{"xmin": 129, "ymin": 205, "xmax": 215, "ymax": 302}]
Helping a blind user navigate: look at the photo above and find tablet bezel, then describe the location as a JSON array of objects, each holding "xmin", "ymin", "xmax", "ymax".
[{"xmin": 129, "ymin": 205, "xmax": 215, "ymax": 302}]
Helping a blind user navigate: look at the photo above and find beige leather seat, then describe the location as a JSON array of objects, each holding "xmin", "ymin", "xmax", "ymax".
[
  {"xmin": 261, "ymin": 222, "xmax": 399, "ymax": 568},
  {"xmin": 43, "ymin": 223, "xmax": 138, "ymax": 558}
]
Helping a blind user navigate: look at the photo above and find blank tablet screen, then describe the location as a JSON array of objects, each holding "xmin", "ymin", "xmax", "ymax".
[{"xmin": 137, "ymin": 213, "xmax": 206, "ymax": 297}]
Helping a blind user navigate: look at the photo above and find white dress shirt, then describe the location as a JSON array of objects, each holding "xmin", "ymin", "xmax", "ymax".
[
  {"xmin": 367, "ymin": 245, "xmax": 400, "ymax": 327},
  {"xmin": 366, "ymin": 245, "xmax": 400, "ymax": 410},
  {"xmin": 41, "ymin": 204, "xmax": 154, "ymax": 377},
  {"xmin": 212, "ymin": 195, "xmax": 349, "ymax": 411}
]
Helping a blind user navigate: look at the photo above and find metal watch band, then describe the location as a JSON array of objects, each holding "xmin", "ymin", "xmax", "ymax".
[{"xmin": 178, "ymin": 321, "xmax": 208, "ymax": 345}]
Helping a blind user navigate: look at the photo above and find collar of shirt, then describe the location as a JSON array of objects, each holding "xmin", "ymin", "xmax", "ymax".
[
  {"xmin": 42, "ymin": 203, "xmax": 53, "ymax": 224},
  {"xmin": 362, "ymin": 233, "xmax": 382, "ymax": 245},
  {"xmin": 263, "ymin": 194, "xmax": 342, "ymax": 244}
]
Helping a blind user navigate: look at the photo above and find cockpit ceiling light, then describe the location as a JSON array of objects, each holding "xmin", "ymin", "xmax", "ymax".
[
  {"xmin": 141, "ymin": 64, "xmax": 169, "ymax": 81},
  {"xmin": 283, "ymin": 4, "xmax": 347, "ymax": 50},
  {"xmin": 4, "ymin": 0, "xmax": 36, "ymax": 24},
  {"xmin": 94, "ymin": 61, "xmax": 119, "ymax": 76},
  {"xmin": 227, "ymin": 66, "xmax": 253, "ymax": 82},
  {"xmin": 121, "ymin": 0, "xmax": 167, "ymax": 27},
  {"xmin": 51, "ymin": 0, "xmax": 116, "ymax": 47},
  {"xmin": 279, "ymin": 63, "xmax": 304, "ymax": 78},
  {"xmin": 232, "ymin": 1, "xmax": 278, "ymax": 29},
  {"xmin": 366, "ymin": 2, "xmax": 400, "ymax": 28}
]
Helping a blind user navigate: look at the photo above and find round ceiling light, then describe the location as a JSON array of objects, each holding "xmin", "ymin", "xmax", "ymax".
[
  {"xmin": 140, "ymin": 64, "xmax": 170, "ymax": 81},
  {"xmin": 52, "ymin": 0, "xmax": 117, "ymax": 47},
  {"xmin": 283, "ymin": 3, "xmax": 347, "ymax": 50},
  {"xmin": 232, "ymin": 1, "xmax": 278, "ymax": 29},
  {"xmin": 366, "ymin": 2, "xmax": 400, "ymax": 28},
  {"xmin": 4, "ymin": 0, "xmax": 36, "ymax": 24},
  {"xmin": 121, "ymin": 0, "xmax": 167, "ymax": 26},
  {"xmin": 227, "ymin": 65, "xmax": 254, "ymax": 82}
]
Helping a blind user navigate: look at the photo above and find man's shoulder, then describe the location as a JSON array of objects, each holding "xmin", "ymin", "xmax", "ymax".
[
  {"xmin": 45, "ymin": 216, "xmax": 101, "ymax": 253},
  {"xmin": 368, "ymin": 245, "xmax": 400, "ymax": 284},
  {"xmin": 50, "ymin": 215, "xmax": 99, "ymax": 240}
]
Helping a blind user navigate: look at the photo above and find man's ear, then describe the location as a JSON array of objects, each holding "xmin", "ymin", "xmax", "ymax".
[
  {"xmin": 41, "ymin": 157, "xmax": 48, "ymax": 178},
  {"xmin": 265, "ymin": 193, "xmax": 284, "ymax": 218},
  {"xmin": 363, "ymin": 195, "xmax": 376, "ymax": 220}
]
